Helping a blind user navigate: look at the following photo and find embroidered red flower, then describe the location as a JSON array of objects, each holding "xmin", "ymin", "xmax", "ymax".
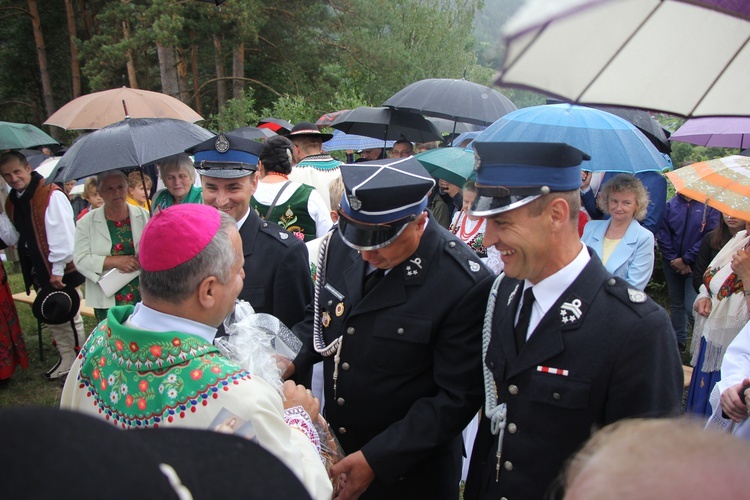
[
  {"xmin": 115, "ymin": 339, "xmax": 124, "ymax": 351},
  {"xmin": 125, "ymin": 394, "xmax": 133, "ymax": 407},
  {"xmin": 190, "ymin": 369, "xmax": 203, "ymax": 380},
  {"xmin": 293, "ymin": 231, "xmax": 305, "ymax": 241},
  {"xmin": 211, "ymin": 365, "xmax": 221, "ymax": 374},
  {"xmin": 150, "ymin": 345, "xmax": 162, "ymax": 357},
  {"xmin": 138, "ymin": 380, "xmax": 148, "ymax": 392},
  {"xmin": 114, "ymin": 221, "xmax": 124, "ymax": 228},
  {"xmin": 100, "ymin": 379, "xmax": 107, "ymax": 390},
  {"xmin": 115, "ymin": 294, "xmax": 123, "ymax": 302},
  {"xmin": 124, "ymin": 292, "xmax": 134, "ymax": 302},
  {"xmin": 129, "ymin": 342, "xmax": 139, "ymax": 352},
  {"xmin": 172, "ymin": 338, "xmax": 181, "ymax": 347},
  {"xmin": 92, "ymin": 369, "xmax": 100, "ymax": 380},
  {"xmin": 99, "ymin": 356, "xmax": 106, "ymax": 367},
  {"xmin": 137, "ymin": 398, "xmax": 146, "ymax": 410}
]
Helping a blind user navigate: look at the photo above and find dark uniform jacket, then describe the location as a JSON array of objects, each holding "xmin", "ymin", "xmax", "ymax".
[
  {"xmin": 294, "ymin": 219, "xmax": 494, "ymax": 499},
  {"xmin": 464, "ymin": 252, "xmax": 683, "ymax": 500},
  {"xmin": 238, "ymin": 209, "xmax": 312, "ymax": 330}
]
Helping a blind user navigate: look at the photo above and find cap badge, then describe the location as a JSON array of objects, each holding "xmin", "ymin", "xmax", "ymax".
[
  {"xmin": 215, "ymin": 133, "xmax": 230, "ymax": 153},
  {"xmin": 628, "ymin": 288, "xmax": 647, "ymax": 303},
  {"xmin": 560, "ymin": 298, "xmax": 583, "ymax": 324},
  {"xmin": 348, "ymin": 195, "xmax": 362, "ymax": 211},
  {"xmin": 469, "ymin": 261, "xmax": 481, "ymax": 273}
]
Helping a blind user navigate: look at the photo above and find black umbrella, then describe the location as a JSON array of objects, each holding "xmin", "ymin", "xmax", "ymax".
[
  {"xmin": 330, "ymin": 107, "xmax": 442, "ymax": 144},
  {"xmin": 50, "ymin": 118, "xmax": 214, "ymax": 182},
  {"xmin": 383, "ymin": 78, "xmax": 517, "ymax": 127},
  {"xmin": 229, "ymin": 126, "xmax": 277, "ymax": 140},
  {"xmin": 545, "ymin": 99, "xmax": 671, "ymax": 154},
  {"xmin": 257, "ymin": 117, "xmax": 292, "ymax": 135},
  {"xmin": 18, "ymin": 149, "xmax": 52, "ymax": 169}
]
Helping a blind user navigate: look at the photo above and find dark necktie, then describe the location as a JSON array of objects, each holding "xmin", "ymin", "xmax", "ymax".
[
  {"xmin": 363, "ymin": 269, "xmax": 385, "ymax": 295},
  {"xmin": 515, "ymin": 287, "xmax": 535, "ymax": 354}
]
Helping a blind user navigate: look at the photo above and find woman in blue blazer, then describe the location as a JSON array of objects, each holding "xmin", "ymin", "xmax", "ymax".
[{"xmin": 582, "ymin": 174, "xmax": 655, "ymax": 290}]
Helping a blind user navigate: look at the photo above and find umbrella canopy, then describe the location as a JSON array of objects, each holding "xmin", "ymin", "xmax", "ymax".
[
  {"xmin": 665, "ymin": 155, "xmax": 750, "ymax": 219},
  {"xmin": 496, "ymin": 0, "xmax": 750, "ymax": 117},
  {"xmin": 670, "ymin": 117, "xmax": 750, "ymax": 149},
  {"xmin": 51, "ymin": 118, "xmax": 214, "ymax": 182},
  {"xmin": 0, "ymin": 121, "xmax": 58, "ymax": 150},
  {"xmin": 414, "ymin": 147, "xmax": 475, "ymax": 187},
  {"xmin": 451, "ymin": 131, "xmax": 483, "ymax": 148},
  {"xmin": 35, "ymin": 157, "xmax": 60, "ymax": 178},
  {"xmin": 316, "ymin": 110, "xmax": 349, "ymax": 127},
  {"xmin": 426, "ymin": 117, "xmax": 484, "ymax": 135},
  {"xmin": 257, "ymin": 118, "xmax": 292, "ymax": 135},
  {"xmin": 323, "ymin": 129, "xmax": 395, "ymax": 152},
  {"xmin": 330, "ymin": 107, "xmax": 442, "ymax": 143},
  {"xmin": 228, "ymin": 126, "xmax": 277, "ymax": 141},
  {"xmin": 471, "ymin": 104, "xmax": 672, "ymax": 173},
  {"xmin": 44, "ymin": 88, "xmax": 203, "ymax": 130},
  {"xmin": 383, "ymin": 78, "xmax": 517, "ymax": 126},
  {"xmin": 18, "ymin": 149, "xmax": 52, "ymax": 168}
]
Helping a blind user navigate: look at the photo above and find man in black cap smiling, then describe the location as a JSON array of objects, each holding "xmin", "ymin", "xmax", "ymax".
[
  {"xmin": 287, "ymin": 121, "xmax": 341, "ymax": 211},
  {"xmin": 289, "ymin": 157, "xmax": 494, "ymax": 499},
  {"xmin": 188, "ymin": 133, "xmax": 312, "ymax": 331},
  {"xmin": 463, "ymin": 142, "xmax": 683, "ymax": 500}
]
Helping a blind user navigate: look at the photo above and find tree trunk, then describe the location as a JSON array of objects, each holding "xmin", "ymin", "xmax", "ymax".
[
  {"xmin": 27, "ymin": 0, "xmax": 57, "ymax": 137},
  {"xmin": 212, "ymin": 35, "xmax": 226, "ymax": 109},
  {"xmin": 191, "ymin": 37, "xmax": 201, "ymax": 113},
  {"xmin": 77, "ymin": 0, "xmax": 92, "ymax": 41},
  {"xmin": 232, "ymin": 43, "xmax": 245, "ymax": 99},
  {"xmin": 64, "ymin": 0, "xmax": 81, "ymax": 98},
  {"xmin": 157, "ymin": 43, "xmax": 179, "ymax": 98},
  {"xmin": 144, "ymin": 49, "xmax": 151, "ymax": 91},
  {"xmin": 176, "ymin": 48, "xmax": 189, "ymax": 103},
  {"xmin": 122, "ymin": 20, "xmax": 138, "ymax": 89}
]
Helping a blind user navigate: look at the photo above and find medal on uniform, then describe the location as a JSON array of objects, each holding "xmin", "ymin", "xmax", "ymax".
[
  {"xmin": 321, "ymin": 311, "xmax": 331, "ymax": 327},
  {"xmin": 335, "ymin": 302, "xmax": 345, "ymax": 317}
]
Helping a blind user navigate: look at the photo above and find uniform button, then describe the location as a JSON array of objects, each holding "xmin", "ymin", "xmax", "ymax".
[
  {"xmin": 507, "ymin": 423, "xmax": 517, "ymax": 434},
  {"xmin": 346, "ymin": 327, "xmax": 355, "ymax": 335},
  {"xmin": 501, "ymin": 497, "xmax": 508, "ymax": 500},
  {"xmin": 607, "ymin": 278, "xmax": 616, "ymax": 286},
  {"xmin": 449, "ymin": 241, "xmax": 456, "ymax": 248},
  {"xmin": 504, "ymin": 461, "xmax": 513, "ymax": 471},
  {"xmin": 489, "ymin": 361, "xmax": 495, "ymax": 369},
  {"xmin": 397, "ymin": 328, "xmax": 404, "ymax": 335},
  {"xmin": 337, "ymin": 397, "xmax": 345, "ymax": 406},
  {"xmin": 553, "ymin": 392, "xmax": 561, "ymax": 400},
  {"xmin": 508, "ymin": 385, "xmax": 519, "ymax": 395},
  {"xmin": 341, "ymin": 362, "xmax": 350, "ymax": 371},
  {"xmin": 338, "ymin": 427, "xmax": 347, "ymax": 434},
  {"xmin": 327, "ymin": 300, "xmax": 333, "ymax": 306},
  {"xmin": 262, "ymin": 222, "xmax": 268, "ymax": 228}
]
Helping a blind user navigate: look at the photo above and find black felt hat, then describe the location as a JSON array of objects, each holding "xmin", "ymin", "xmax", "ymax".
[
  {"xmin": 287, "ymin": 122, "xmax": 333, "ymax": 142},
  {"xmin": 0, "ymin": 408, "xmax": 311, "ymax": 500},
  {"xmin": 32, "ymin": 284, "xmax": 80, "ymax": 325}
]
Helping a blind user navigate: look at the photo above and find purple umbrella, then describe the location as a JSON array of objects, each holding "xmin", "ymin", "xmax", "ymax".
[{"xmin": 670, "ymin": 117, "xmax": 750, "ymax": 149}]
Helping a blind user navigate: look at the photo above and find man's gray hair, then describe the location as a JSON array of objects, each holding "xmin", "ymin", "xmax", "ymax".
[{"xmin": 140, "ymin": 211, "xmax": 239, "ymax": 304}]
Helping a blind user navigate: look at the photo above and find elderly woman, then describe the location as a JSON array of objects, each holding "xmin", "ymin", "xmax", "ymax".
[
  {"xmin": 686, "ymin": 221, "xmax": 750, "ymax": 416},
  {"xmin": 74, "ymin": 170, "xmax": 150, "ymax": 322},
  {"xmin": 581, "ymin": 174, "xmax": 654, "ymax": 290},
  {"xmin": 251, "ymin": 136, "xmax": 332, "ymax": 242},
  {"xmin": 153, "ymin": 153, "xmax": 202, "ymax": 212}
]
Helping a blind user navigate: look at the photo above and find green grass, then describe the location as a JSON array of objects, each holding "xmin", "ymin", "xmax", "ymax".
[{"xmin": 0, "ymin": 267, "xmax": 98, "ymax": 408}]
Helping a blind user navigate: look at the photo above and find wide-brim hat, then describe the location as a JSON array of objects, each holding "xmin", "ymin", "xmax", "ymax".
[
  {"xmin": 0, "ymin": 407, "xmax": 311, "ymax": 500},
  {"xmin": 287, "ymin": 122, "xmax": 333, "ymax": 142},
  {"xmin": 337, "ymin": 157, "xmax": 434, "ymax": 250},
  {"xmin": 32, "ymin": 284, "xmax": 80, "ymax": 325},
  {"xmin": 187, "ymin": 133, "xmax": 262, "ymax": 179},
  {"xmin": 470, "ymin": 141, "xmax": 591, "ymax": 217}
]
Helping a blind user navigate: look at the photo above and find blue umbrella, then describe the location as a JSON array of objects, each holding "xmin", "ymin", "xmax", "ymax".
[
  {"xmin": 414, "ymin": 147, "xmax": 475, "ymax": 187},
  {"xmin": 323, "ymin": 129, "xmax": 395, "ymax": 152},
  {"xmin": 472, "ymin": 104, "xmax": 672, "ymax": 173}
]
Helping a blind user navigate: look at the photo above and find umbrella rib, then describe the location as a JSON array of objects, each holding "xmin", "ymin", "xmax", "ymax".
[
  {"xmin": 687, "ymin": 34, "xmax": 750, "ymax": 117},
  {"xmin": 575, "ymin": 3, "xmax": 660, "ymax": 102}
]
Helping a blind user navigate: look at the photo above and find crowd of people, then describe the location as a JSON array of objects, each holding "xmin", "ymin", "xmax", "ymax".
[{"xmin": 0, "ymin": 116, "xmax": 749, "ymax": 499}]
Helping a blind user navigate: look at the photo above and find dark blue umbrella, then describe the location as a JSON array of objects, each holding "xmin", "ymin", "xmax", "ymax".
[{"xmin": 472, "ymin": 104, "xmax": 672, "ymax": 173}]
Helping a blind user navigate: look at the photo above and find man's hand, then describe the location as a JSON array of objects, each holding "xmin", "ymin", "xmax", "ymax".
[
  {"xmin": 49, "ymin": 274, "xmax": 64, "ymax": 290},
  {"xmin": 330, "ymin": 451, "xmax": 376, "ymax": 500},
  {"xmin": 694, "ymin": 297, "xmax": 712, "ymax": 317},
  {"xmin": 282, "ymin": 380, "xmax": 319, "ymax": 421},
  {"xmin": 721, "ymin": 378, "xmax": 750, "ymax": 422}
]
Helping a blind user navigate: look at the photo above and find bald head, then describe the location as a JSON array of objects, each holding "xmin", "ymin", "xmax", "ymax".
[{"xmin": 564, "ymin": 418, "xmax": 750, "ymax": 499}]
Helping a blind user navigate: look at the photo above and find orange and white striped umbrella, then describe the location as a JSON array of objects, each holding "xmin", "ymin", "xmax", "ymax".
[{"xmin": 665, "ymin": 155, "xmax": 750, "ymax": 220}]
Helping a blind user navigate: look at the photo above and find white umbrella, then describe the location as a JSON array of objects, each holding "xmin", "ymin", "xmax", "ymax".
[{"xmin": 496, "ymin": 0, "xmax": 750, "ymax": 117}]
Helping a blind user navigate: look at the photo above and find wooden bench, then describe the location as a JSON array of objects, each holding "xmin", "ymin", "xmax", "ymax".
[{"xmin": 12, "ymin": 290, "xmax": 95, "ymax": 360}]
